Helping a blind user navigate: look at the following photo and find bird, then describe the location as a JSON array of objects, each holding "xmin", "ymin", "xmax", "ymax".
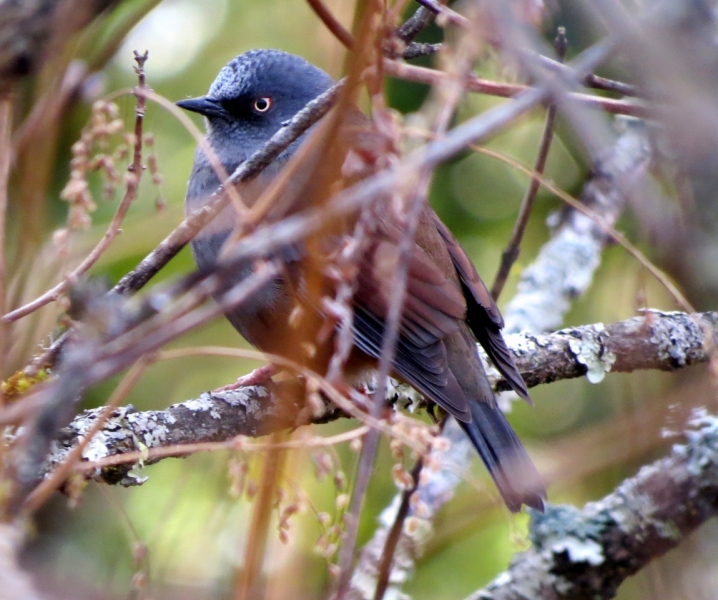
[{"xmin": 177, "ymin": 49, "xmax": 546, "ymax": 512}]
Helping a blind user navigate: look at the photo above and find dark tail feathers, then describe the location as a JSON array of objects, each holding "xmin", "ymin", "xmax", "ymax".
[{"xmin": 459, "ymin": 401, "xmax": 546, "ymax": 512}]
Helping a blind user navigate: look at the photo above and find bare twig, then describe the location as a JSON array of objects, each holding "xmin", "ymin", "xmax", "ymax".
[
  {"xmin": 3, "ymin": 51, "xmax": 150, "ymax": 324},
  {"xmin": 0, "ymin": 96, "xmax": 11, "ymax": 381},
  {"xmin": 307, "ymin": 0, "xmax": 354, "ymax": 49},
  {"xmin": 383, "ymin": 60, "xmax": 648, "ymax": 118},
  {"xmin": 534, "ymin": 55, "xmax": 638, "ymax": 97},
  {"xmin": 6, "ymin": 261, "xmax": 279, "ymax": 516},
  {"xmin": 397, "ymin": 5, "xmax": 435, "ymax": 43},
  {"xmin": 235, "ymin": 437, "xmax": 286, "ymax": 599},
  {"xmin": 491, "ymin": 28, "xmax": 566, "ymax": 300},
  {"xmin": 373, "ymin": 456, "xmax": 424, "ymax": 600},
  {"xmin": 473, "ymin": 143, "xmax": 691, "ymax": 314},
  {"xmin": 372, "ymin": 27, "xmax": 483, "ymax": 599},
  {"xmin": 337, "ymin": 18, "xmax": 482, "ymax": 594},
  {"xmin": 399, "ymin": 0, "xmax": 637, "ymax": 98},
  {"xmin": 503, "ymin": 116, "xmax": 654, "ymax": 334},
  {"xmin": 413, "ymin": 0, "xmax": 467, "ymax": 28}
]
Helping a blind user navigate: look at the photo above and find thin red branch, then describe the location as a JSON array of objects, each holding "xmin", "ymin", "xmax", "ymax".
[
  {"xmin": 306, "ymin": 0, "xmax": 355, "ymax": 49},
  {"xmin": 383, "ymin": 60, "xmax": 648, "ymax": 118}
]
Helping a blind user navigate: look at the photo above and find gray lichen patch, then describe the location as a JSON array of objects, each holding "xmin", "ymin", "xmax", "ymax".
[
  {"xmin": 126, "ymin": 411, "xmax": 169, "ymax": 448},
  {"xmin": 184, "ymin": 394, "xmax": 219, "ymax": 415},
  {"xmin": 504, "ymin": 332, "xmax": 548, "ymax": 355},
  {"xmin": 211, "ymin": 387, "xmax": 265, "ymax": 417},
  {"xmin": 675, "ymin": 408, "xmax": 718, "ymax": 480},
  {"xmin": 552, "ymin": 537, "xmax": 604, "ymax": 565},
  {"xmin": 565, "ymin": 324, "xmax": 616, "ymax": 383},
  {"xmin": 530, "ymin": 504, "xmax": 609, "ymax": 566},
  {"xmin": 644, "ymin": 310, "xmax": 704, "ymax": 367}
]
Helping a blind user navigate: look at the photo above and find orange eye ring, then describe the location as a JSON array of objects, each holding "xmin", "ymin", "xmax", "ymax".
[{"xmin": 253, "ymin": 97, "xmax": 272, "ymax": 113}]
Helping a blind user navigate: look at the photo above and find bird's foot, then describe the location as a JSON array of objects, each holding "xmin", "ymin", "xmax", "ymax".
[{"xmin": 214, "ymin": 365, "xmax": 277, "ymax": 392}]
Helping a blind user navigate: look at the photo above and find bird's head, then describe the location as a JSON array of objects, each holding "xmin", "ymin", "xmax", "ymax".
[{"xmin": 177, "ymin": 49, "xmax": 334, "ymax": 155}]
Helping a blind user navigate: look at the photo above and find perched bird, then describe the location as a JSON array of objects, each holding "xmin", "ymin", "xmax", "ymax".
[{"xmin": 178, "ymin": 49, "xmax": 545, "ymax": 512}]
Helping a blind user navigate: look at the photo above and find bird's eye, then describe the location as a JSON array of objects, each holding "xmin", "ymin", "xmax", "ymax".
[{"xmin": 252, "ymin": 97, "xmax": 272, "ymax": 113}]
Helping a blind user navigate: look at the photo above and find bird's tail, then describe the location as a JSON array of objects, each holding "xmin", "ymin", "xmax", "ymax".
[{"xmin": 459, "ymin": 401, "xmax": 546, "ymax": 512}]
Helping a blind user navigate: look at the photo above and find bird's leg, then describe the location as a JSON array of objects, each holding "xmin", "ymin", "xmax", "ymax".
[{"xmin": 214, "ymin": 364, "xmax": 277, "ymax": 392}]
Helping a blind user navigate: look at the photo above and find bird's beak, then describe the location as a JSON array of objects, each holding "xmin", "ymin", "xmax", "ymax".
[{"xmin": 176, "ymin": 96, "xmax": 225, "ymax": 118}]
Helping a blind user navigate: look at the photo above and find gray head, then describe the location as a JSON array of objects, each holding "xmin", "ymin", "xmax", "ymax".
[{"xmin": 177, "ymin": 49, "xmax": 334, "ymax": 156}]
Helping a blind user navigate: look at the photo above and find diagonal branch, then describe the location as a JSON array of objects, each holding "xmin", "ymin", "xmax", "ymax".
[{"xmin": 467, "ymin": 410, "xmax": 718, "ymax": 600}]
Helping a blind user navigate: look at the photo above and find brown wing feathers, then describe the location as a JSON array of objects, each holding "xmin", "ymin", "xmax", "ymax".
[
  {"xmin": 431, "ymin": 213, "xmax": 531, "ymax": 403},
  {"xmin": 349, "ymin": 208, "xmax": 545, "ymax": 511}
]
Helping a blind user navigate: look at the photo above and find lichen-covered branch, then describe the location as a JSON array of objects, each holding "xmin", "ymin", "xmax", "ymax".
[
  {"xmin": 500, "ymin": 309, "xmax": 716, "ymax": 389},
  {"xmin": 467, "ymin": 410, "xmax": 718, "ymax": 600},
  {"xmin": 45, "ymin": 378, "xmax": 324, "ymax": 486},
  {"xmin": 39, "ymin": 310, "xmax": 716, "ymax": 487}
]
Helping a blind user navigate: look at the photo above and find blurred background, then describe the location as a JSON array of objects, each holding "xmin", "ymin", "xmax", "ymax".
[{"xmin": 6, "ymin": 0, "xmax": 718, "ymax": 598}]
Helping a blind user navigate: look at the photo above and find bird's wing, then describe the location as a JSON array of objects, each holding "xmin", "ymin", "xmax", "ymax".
[
  {"xmin": 430, "ymin": 213, "xmax": 531, "ymax": 403},
  {"xmin": 351, "ymin": 235, "xmax": 473, "ymax": 421}
]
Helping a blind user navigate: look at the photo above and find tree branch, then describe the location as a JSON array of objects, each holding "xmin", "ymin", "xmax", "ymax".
[
  {"xmin": 36, "ymin": 310, "xmax": 717, "ymax": 487},
  {"xmin": 468, "ymin": 410, "xmax": 718, "ymax": 600}
]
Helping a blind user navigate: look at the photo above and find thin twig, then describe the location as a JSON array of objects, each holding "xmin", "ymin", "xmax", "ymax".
[
  {"xmin": 6, "ymin": 263, "xmax": 279, "ymax": 516},
  {"xmin": 383, "ymin": 59, "xmax": 648, "ymax": 117},
  {"xmin": 534, "ymin": 54, "xmax": 638, "ymax": 97},
  {"xmin": 491, "ymin": 27, "xmax": 567, "ymax": 300},
  {"xmin": 373, "ymin": 456, "xmax": 424, "ymax": 600},
  {"xmin": 307, "ymin": 0, "xmax": 354, "ymax": 49},
  {"xmin": 234, "ymin": 437, "xmax": 285, "ymax": 600},
  {"xmin": 0, "ymin": 95, "xmax": 12, "ymax": 488},
  {"xmin": 373, "ymin": 27, "xmax": 481, "ymax": 598},
  {"xmin": 0, "ymin": 97, "xmax": 11, "ymax": 381},
  {"xmin": 334, "ymin": 4, "xmax": 406, "ymax": 590},
  {"xmin": 413, "ymin": 0, "xmax": 468, "ymax": 28},
  {"xmin": 397, "ymin": 5, "xmax": 436, "ymax": 44},
  {"xmin": 402, "ymin": 42, "xmax": 441, "ymax": 59},
  {"xmin": 402, "ymin": 0, "xmax": 638, "ymax": 98},
  {"xmin": 3, "ymin": 52, "xmax": 150, "ymax": 324},
  {"xmin": 472, "ymin": 143, "xmax": 693, "ymax": 315}
]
